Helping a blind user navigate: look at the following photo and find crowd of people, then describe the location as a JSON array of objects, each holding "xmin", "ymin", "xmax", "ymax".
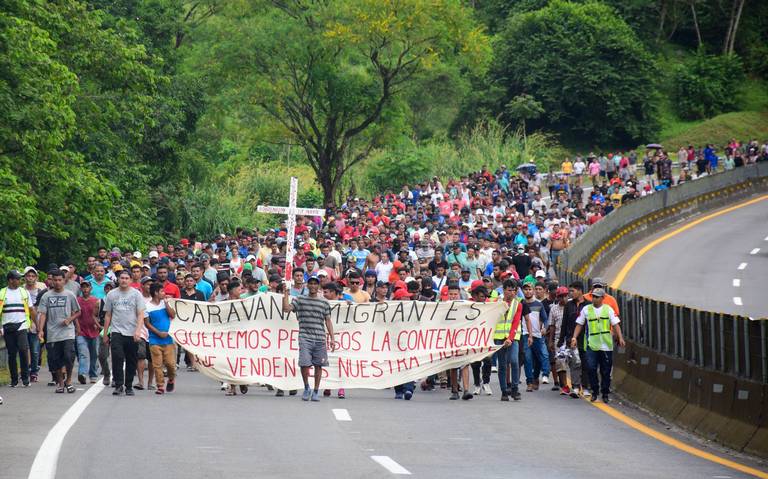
[{"xmin": 2, "ymin": 139, "xmax": 764, "ymax": 406}]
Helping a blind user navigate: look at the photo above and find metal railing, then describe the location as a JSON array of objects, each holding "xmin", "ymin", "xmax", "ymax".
[{"xmin": 556, "ymin": 162, "xmax": 768, "ymax": 384}]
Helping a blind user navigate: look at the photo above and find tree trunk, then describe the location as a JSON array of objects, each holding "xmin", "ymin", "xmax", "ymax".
[
  {"xmin": 727, "ymin": 0, "xmax": 746, "ymax": 54},
  {"xmin": 723, "ymin": 0, "xmax": 738, "ymax": 53},
  {"xmin": 657, "ymin": 0, "xmax": 668, "ymax": 42},
  {"xmin": 690, "ymin": 1, "xmax": 702, "ymax": 47}
]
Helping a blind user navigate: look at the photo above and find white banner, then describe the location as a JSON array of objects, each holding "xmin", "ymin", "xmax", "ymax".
[{"xmin": 169, "ymin": 293, "xmax": 507, "ymax": 389}]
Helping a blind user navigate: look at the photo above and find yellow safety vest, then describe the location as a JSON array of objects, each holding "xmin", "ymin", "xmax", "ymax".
[
  {"xmin": 584, "ymin": 304, "xmax": 613, "ymax": 351},
  {"xmin": 0, "ymin": 287, "xmax": 32, "ymax": 329},
  {"xmin": 494, "ymin": 298, "xmax": 520, "ymax": 341}
]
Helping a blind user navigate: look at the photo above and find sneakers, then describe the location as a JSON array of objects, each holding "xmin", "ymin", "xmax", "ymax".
[
  {"xmin": 220, "ymin": 382, "xmax": 227, "ymax": 391},
  {"xmin": 155, "ymin": 388, "xmax": 165, "ymax": 395},
  {"xmin": 239, "ymin": 385, "xmax": 248, "ymax": 394},
  {"xmin": 89, "ymin": 377, "xmax": 98, "ymax": 384},
  {"xmin": 570, "ymin": 387, "xmax": 580, "ymax": 399},
  {"xmin": 404, "ymin": 390, "xmax": 413, "ymax": 400},
  {"xmin": 30, "ymin": 374, "xmax": 38, "ymax": 383},
  {"xmin": 289, "ymin": 390, "xmax": 298, "ymax": 396},
  {"xmin": 113, "ymin": 385, "xmax": 124, "ymax": 396},
  {"xmin": 0, "ymin": 395, "xmax": 3, "ymax": 405},
  {"xmin": 449, "ymin": 392, "xmax": 459, "ymax": 400},
  {"xmin": 533, "ymin": 382, "xmax": 540, "ymax": 391},
  {"xmin": 541, "ymin": 375, "xmax": 550, "ymax": 384},
  {"xmin": 337, "ymin": 389, "xmax": 345, "ymax": 399},
  {"xmin": 602, "ymin": 394, "xmax": 610, "ymax": 403},
  {"xmin": 461, "ymin": 392, "xmax": 473, "ymax": 400},
  {"xmin": 590, "ymin": 391, "xmax": 598, "ymax": 402},
  {"xmin": 526, "ymin": 384, "xmax": 534, "ymax": 392},
  {"xmin": 560, "ymin": 385, "xmax": 570, "ymax": 396},
  {"xmin": 582, "ymin": 389, "xmax": 592, "ymax": 397},
  {"xmin": 311, "ymin": 390, "xmax": 320, "ymax": 402},
  {"xmin": 394, "ymin": 393, "xmax": 404, "ymax": 400},
  {"xmin": 501, "ymin": 394, "xmax": 509, "ymax": 401},
  {"xmin": 78, "ymin": 374, "xmax": 86, "ymax": 385},
  {"xmin": 9, "ymin": 383, "xmax": 18, "ymax": 388},
  {"xmin": 301, "ymin": 387, "xmax": 311, "ymax": 401},
  {"xmin": 276, "ymin": 389, "xmax": 285, "ymax": 397},
  {"xmin": 472, "ymin": 385, "xmax": 482, "ymax": 395},
  {"xmin": 166, "ymin": 381, "xmax": 175, "ymax": 393},
  {"xmin": 483, "ymin": 384, "xmax": 492, "ymax": 396},
  {"xmin": 323, "ymin": 389, "xmax": 331, "ymax": 397},
  {"xmin": 125, "ymin": 388, "xmax": 135, "ymax": 396},
  {"xmin": 512, "ymin": 391, "xmax": 522, "ymax": 401}
]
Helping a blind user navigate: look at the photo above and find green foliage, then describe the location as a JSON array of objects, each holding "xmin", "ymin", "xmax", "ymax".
[
  {"xmin": 660, "ymin": 111, "xmax": 768, "ymax": 149},
  {"xmin": 492, "ymin": 0, "xmax": 660, "ymax": 146},
  {"xmin": 672, "ymin": 50, "xmax": 745, "ymax": 120},
  {"xmin": 0, "ymin": 160, "xmax": 37, "ymax": 272}
]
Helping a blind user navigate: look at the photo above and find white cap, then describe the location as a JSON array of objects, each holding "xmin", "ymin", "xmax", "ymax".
[
  {"xmin": 148, "ymin": 251, "xmax": 159, "ymax": 259},
  {"xmin": 59, "ymin": 265, "xmax": 70, "ymax": 272},
  {"xmin": 132, "ymin": 251, "xmax": 142, "ymax": 259},
  {"xmin": 317, "ymin": 270, "xmax": 329, "ymax": 277},
  {"xmin": 535, "ymin": 270, "xmax": 546, "ymax": 278},
  {"xmin": 245, "ymin": 255, "xmax": 256, "ymax": 262},
  {"xmin": 23, "ymin": 266, "xmax": 38, "ymax": 275}
]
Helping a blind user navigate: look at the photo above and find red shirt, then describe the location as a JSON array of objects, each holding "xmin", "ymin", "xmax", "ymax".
[
  {"xmin": 77, "ymin": 296, "xmax": 100, "ymax": 338},
  {"xmin": 162, "ymin": 281, "xmax": 181, "ymax": 299}
]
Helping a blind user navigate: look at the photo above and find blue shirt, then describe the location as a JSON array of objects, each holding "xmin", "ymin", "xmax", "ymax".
[
  {"xmin": 88, "ymin": 278, "xmax": 110, "ymax": 300},
  {"xmin": 350, "ymin": 249, "xmax": 370, "ymax": 270},
  {"xmin": 196, "ymin": 279, "xmax": 213, "ymax": 300},
  {"xmin": 146, "ymin": 301, "xmax": 173, "ymax": 345}
]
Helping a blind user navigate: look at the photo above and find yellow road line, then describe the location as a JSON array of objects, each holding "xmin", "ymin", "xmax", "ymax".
[
  {"xmin": 590, "ymin": 400, "xmax": 768, "ymax": 478},
  {"xmin": 612, "ymin": 194, "xmax": 768, "ymax": 288}
]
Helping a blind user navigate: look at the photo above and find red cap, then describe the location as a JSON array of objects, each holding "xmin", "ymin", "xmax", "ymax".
[
  {"xmin": 393, "ymin": 280, "xmax": 407, "ymax": 291},
  {"xmin": 470, "ymin": 280, "xmax": 484, "ymax": 292},
  {"xmin": 180, "ymin": 238, "xmax": 189, "ymax": 246},
  {"xmin": 556, "ymin": 286, "xmax": 569, "ymax": 296},
  {"xmin": 392, "ymin": 288, "xmax": 413, "ymax": 300},
  {"xmin": 302, "ymin": 243, "xmax": 311, "ymax": 251}
]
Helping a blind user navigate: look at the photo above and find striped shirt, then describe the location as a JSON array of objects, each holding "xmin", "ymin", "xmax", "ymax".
[
  {"xmin": 1, "ymin": 288, "xmax": 28, "ymax": 327},
  {"xmin": 292, "ymin": 295, "xmax": 330, "ymax": 343}
]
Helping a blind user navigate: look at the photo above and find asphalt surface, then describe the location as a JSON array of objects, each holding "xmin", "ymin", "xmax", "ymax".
[
  {"xmin": 2, "ymin": 365, "xmax": 766, "ymax": 478},
  {"xmin": 601, "ymin": 195, "xmax": 768, "ymax": 318}
]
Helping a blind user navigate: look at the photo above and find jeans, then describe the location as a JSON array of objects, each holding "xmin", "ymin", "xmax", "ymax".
[
  {"xmin": 150, "ymin": 344, "xmax": 176, "ymax": 387},
  {"xmin": 28, "ymin": 331, "xmax": 41, "ymax": 375},
  {"xmin": 578, "ymin": 348, "xmax": 590, "ymax": 391},
  {"xmin": 3, "ymin": 325, "xmax": 30, "ymax": 385},
  {"xmin": 523, "ymin": 335, "xmax": 550, "ymax": 384},
  {"xmin": 471, "ymin": 356, "xmax": 492, "ymax": 386},
  {"xmin": 493, "ymin": 339, "xmax": 519, "ymax": 394},
  {"xmin": 99, "ymin": 337, "xmax": 111, "ymax": 380},
  {"xmin": 586, "ymin": 349, "xmax": 613, "ymax": 396},
  {"xmin": 394, "ymin": 382, "xmax": 415, "ymax": 395},
  {"xmin": 110, "ymin": 333, "xmax": 138, "ymax": 388},
  {"xmin": 76, "ymin": 336, "xmax": 99, "ymax": 378}
]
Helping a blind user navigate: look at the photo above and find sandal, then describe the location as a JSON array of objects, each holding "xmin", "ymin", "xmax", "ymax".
[
  {"xmin": 66, "ymin": 384, "xmax": 76, "ymax": 394},
  {"xmin": 133, "ymin": 384, "xmax": 145, "ymax": 390},
  {"xmin": 55, "ymin": 386, "xmax": 65, "ymax": 394}
]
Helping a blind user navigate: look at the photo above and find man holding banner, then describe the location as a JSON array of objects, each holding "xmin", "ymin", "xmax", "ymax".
[{"xmin": 282, "ymin": 275, "xmax": 335, "ymax": 402}]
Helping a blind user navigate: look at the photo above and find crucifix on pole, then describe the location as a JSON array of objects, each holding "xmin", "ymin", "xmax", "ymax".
[{"xmin": 257, "ymin": 177, "xmax": 325, "ymax": 284}]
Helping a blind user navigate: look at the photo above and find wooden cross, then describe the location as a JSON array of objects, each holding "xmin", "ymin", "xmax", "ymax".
[{"xmin": 257, "ymin": 177, "xmax": 325, "ymax": 283}]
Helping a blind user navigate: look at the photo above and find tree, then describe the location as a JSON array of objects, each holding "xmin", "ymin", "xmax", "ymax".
[
  {"xmin": 672, "ymin": 50, "xmax": 744, "ymax": 119},
  {"xmin": 504, "ymin": 94, "xmax": 544, "ymax": 141},
  {"xmin": 492, "ymin": 0, "xmax": 660, "ymax": 145},
  {"xmin": 201, "ymin": 0, "xmax": 490, "ymax": 205}
]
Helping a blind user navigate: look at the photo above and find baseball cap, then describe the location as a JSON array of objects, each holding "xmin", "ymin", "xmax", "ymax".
[
  {"xmin": 516, "ymin": 244, "xmax": 525, "ymax": 252},
  {"xmin": 6, "ymin": 270, "xmax": 22, "ymax": 280},
  {"xmin": 317, "ymin": 270, "xmax": 329, "ymax": 277},
  {"xmin": 132, "ymin": 251, "xmax": 142, "ymax": 259},
  {"xmin": 592, "ymin": 277, "xmax": 607, "ymax": 288},
  {"xmin": 556, "ymin": 286, "xmax": 569, "ymax": 296},
  {"xmin": 392, "ymin": 288, "xmax": 413, "ymax": 300},
  {"xmin": 199, "ymin": 253, "xmax": 210, "ymax": 261},
  {"xmin": 591, "ymin": 287, "xmax": 606, "ymax": 297},
  {"xmin": 23, "ymin": 266, "xmax": 38, "ymax": 275},
  {"xmin": 375, "ymin": 281, "xmax": 389, "ymax": 288},
  {"xmin": 59, "ymin": 265, "xmax": 70, "ymax": 272},
  {"xmin": 268, "ymin": 274, "xmax": 282, "ymax": 283},
  {"xmin": 148, "ymin": 251, "xmax": 159, "ymax": 259},
  {"xmin": 469, "ymin": 280, "xmax": 485, "ymax": 292},
  {"xmin": 140, "ymin": 276, "xmax": 154, "ymax": 284},
  {"xmin": 307, "ymin": 275, "xmax": 320, "ymax": 284},
  {"xmin": 535, "ymin": 270, "xmax": 546, "ymax": 279}
]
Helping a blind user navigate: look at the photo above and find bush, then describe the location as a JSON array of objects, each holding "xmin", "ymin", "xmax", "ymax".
[
  {"xmin": 492, "ymin": 0, "xmax": 659, "ymax": 145},
  {"xmin": 672, "ymin": 51, "xmax": 745, "ymax": 120}
]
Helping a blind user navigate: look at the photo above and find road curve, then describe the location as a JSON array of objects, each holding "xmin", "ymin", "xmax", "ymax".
[{"xmin": 603, "ymin": 195, "xmax": 768, "ymax": 319}]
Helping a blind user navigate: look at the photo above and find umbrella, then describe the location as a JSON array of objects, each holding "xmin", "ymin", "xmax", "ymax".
[
  {"xmin": 646, "ymin": 143, "xmax": 663, "ymax": 149},
  {"xmin": 516, "ymin": 163, "xmax": 537, "ymax": 170}
]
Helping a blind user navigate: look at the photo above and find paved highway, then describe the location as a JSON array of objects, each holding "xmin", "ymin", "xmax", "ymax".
[
  {"xmin": 602, "ymin": 195, "xmax": 768, "ymax": 318},
  {"xmin": 2, "ymin": 367, "xmax": 766, "ymax": 479}
]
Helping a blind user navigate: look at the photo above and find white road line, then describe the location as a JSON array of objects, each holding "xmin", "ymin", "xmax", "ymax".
[
  {"xmin": 732, "ymin": 279, "xmax": 741, "ymax": 287},
  {"xmin": 332, "ymin": 408, "xmax": 351, "ymax": 421},
  {"xmin": 28, "ymin": 381, "xmax": 105, "ymax": 479},
  {"xmin": 737, "ymin": 263, "xmax": 748, "ymax": 270},
  {"xmin": 750, "ymin": 248, "xmax": 760, "ymax": 255},
  {"xmin": 764, "ymin": 235, "xmax": 768, "ymax": 241},
  {"xmin": 371, "ymin": 456, "xmax": 411, "ymax": 475},
  {"xmin": 733, "ymin": 297, "xmax": 743, "ymax": 306}
]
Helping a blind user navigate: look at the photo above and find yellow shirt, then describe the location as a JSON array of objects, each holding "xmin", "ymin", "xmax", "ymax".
[{"xmin": 562, "ymin": 161, "xmax": 573, "ymax": 174}]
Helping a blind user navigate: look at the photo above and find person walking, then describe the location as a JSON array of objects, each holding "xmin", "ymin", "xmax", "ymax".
[
  {"xmin": 76, "ymin": 280, "xmax": 101, "ymax": 384},
  {"xmin": 495, "ymin": 279, "xmax": 530, "ymax": 401},
  {"xmin": 282, "ymin": 275, "xmax": 335, "ymax": 402},
  {"xmin": 144, "ymin": 283, "xmax": 176, "ymax": 395},
  {"xmin": 103, "ymin": 270, "xmax": 145, "ymax": 396},
  {"xmin": 1, "ymin": 270, "xmax": 33, "ymax": 388},
  {"xmin": 37, "ymin": 270, "xmax": 81, "ymax": 394},
  {"xmin": 570, "ymin": 288, "xmax": 625, "ymax": 403}
]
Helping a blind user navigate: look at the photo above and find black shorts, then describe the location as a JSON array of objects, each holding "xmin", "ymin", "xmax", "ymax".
[
  {"xmin": 49, "ymin": 339, "xmax": 75, "ymax": 370},
  {"xmin": 136, "ymin": 339, "xmax": 151, "ymax": 363}
]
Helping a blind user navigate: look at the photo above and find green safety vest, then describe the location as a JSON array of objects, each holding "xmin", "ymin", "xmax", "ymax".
[
  {"xmin": 584, "ymin": 304, "xmax": 613, "ymax": 351},
  {"xmin": 494, "ymin": 298, "xmax": 520, "ymax": 341},
  {"xmin": 0, "ymin": 287, "xmax": 32, "ymax": 329}
]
